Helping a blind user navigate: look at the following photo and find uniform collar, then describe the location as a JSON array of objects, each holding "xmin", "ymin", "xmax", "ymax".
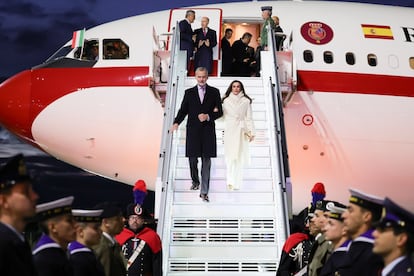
[{"xmin": 382, "ymin": 256, "xmax": 406, "ymax": 276}]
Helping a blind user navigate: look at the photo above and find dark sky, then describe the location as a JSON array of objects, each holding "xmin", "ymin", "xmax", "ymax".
[{"xmin": 1, "ymin": 0, "xmax": 413, "ymax": 78}]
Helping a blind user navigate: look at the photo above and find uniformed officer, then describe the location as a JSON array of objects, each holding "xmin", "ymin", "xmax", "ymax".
[
  {"xmin": 339, "ymin": 188, "xmax": 384, "ymax": 275},
  {"xmin": 373, "ymin": 197, "xmax": 414, "ymax": 276},
  {"xmin": 277, "ymin": 204, "xmax": 314, "ymax": 276},
  {"xmin": 260, "ymin": 6, "xmax": 276, "ymax": 49},
  {"xmin": 308, "ymin": 200, "xmax": 335, "ymax": 276},
  {"xmin": 92, "ymin": 202, "xmax": 127, "ymax": 276},
  {"xmin": 32, "ymin": 196, "xmax": 76, "ymax": 276},
  {"xmin": 320, "ymin": 201, "xmax": 350, "ymax": 276},
  {"xmin": 69, "ymin": 209, "xmax": 105, "ymax": 276},
  {"xmin": 0, "ymin": 154, "xmax": 38, "ymax": 276},
  {"xmin": 115, "ymin": 180, "xmax": 162, "ymax": 276}
]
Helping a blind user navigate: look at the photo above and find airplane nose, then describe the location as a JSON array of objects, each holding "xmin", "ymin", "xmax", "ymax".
[{"xmin": 0, "ymin": 70, "xmax": 33, "ymax": 140}]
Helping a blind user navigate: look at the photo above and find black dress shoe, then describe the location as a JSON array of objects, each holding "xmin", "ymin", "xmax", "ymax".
[
  {"xmin": 200, "ymin": 194, "xmax": 209, "ymax": 202},
  {"xmin": 190, "ymin": 183, "xmax": 200, "ymax": 190}
]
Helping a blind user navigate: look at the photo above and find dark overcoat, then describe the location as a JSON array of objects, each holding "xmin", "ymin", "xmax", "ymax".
[
  {"xmin": 221, "ymin": 37, "xmax": 232, "ymax": 76},
  {"xmin": 174, "ymin": 84, "xmax": 223, "ymax": 158},
  {"xmin": 179, "ymin": 19, "xmax": 194, "ymax": 66},
  {"xmin": 194, "ymin": 27, "xmax": 217, "ymax": 74},
  {"xmin": 0, "ymin": 222, "xmax": 37, "ymax": 276}
]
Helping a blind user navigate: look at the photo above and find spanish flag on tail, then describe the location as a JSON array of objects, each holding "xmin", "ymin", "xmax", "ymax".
[{"xmin": 361, "ymin": 24, "xmax": 394, "ymax": 40}]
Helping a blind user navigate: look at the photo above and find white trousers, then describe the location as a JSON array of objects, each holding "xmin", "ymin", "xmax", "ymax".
[{"xmin": 226, "ymin": 159, "xmax": 243, "ymax": 189}]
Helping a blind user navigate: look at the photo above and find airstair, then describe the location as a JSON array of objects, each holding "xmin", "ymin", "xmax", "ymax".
[{"xmin": 155, "ymin": 23, "xmax": 290, "ymax": 275}]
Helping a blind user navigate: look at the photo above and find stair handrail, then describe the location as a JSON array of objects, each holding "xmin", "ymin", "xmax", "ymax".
[
  {"xmin": 266, "ymin": 23, "xmax": 292, "ymax": 237},
  {"xmin": 155, "ymin": 21, "xmax": 185, "ymax": 240}
]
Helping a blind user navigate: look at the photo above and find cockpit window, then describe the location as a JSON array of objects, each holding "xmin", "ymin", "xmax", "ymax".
[
  {"xmin": 74, "ymin": 40, "xmax": 99, "ymax": 61},
  {"xmin": 103, "ymin": 39, "xmax": 129, "ymax": 59},
  {"xmin": 45, "ymin": 45, "xmax": 73, "ymax": 62},
  {"xmin": 409, "ymin": 57, "xmax": 414, "ymax": 70}
]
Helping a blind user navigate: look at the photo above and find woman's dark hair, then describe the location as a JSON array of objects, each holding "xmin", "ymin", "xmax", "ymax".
[{"xmin": 222, "ymin": 80, "xmax": 252, "ymax": 104}]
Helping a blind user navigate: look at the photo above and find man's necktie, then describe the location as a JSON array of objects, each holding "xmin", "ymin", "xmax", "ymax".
[{"xmin": 199, "ymin": 86, "xmax": 205, "ymax": 103}]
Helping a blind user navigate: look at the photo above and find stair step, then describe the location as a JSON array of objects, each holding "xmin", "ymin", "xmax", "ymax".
[
  {"xmin": 173, "ymin": 191, "xmax": 274, "ymax": 204},
  {"xmin": 168, "ymin": 259, "xmax": 277, "ymax": 274},
  {"xmin": 169, "ymin": 244, "xmax": 278, "ymax": 259},
  {"xmin": 171, "ymin": 204, "xmax": 278, "ymax": 218},
  {"xmin": 175, "ymin": 155, "xmax": 271, "ymax": 169},
  {"xmin": 173, "ymin": 179, "xmax": 273, "ymax": 192},
  {"xmin": 176, "ymin": 145, "xmax": 271, "ymax": 157}
]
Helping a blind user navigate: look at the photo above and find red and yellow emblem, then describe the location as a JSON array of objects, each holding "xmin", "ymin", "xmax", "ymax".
[{"xmin": 301, "ymin": 21, "xmax": 334, "ymax": 45}]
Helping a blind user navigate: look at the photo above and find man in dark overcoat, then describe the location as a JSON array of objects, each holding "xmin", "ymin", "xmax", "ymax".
[
  {"xmin": 221, "ymin": 28, "xmax": 233, "ymax": 76},
  {"xmin": 179, "ymin": 10, "xmax": 195, "ymax": 72},
  {"xmin": 171, "ymin": 67, "xmax": 223, "ymax": 202},
  {"xmin": 194, "ymin": 16, "xmax": 217, "ymax": 74}
]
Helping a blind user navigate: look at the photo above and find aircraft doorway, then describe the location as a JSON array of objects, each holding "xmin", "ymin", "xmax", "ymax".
[{"xmin": 221, "ymin": 21, "xmax": 261, "ymax": 50}]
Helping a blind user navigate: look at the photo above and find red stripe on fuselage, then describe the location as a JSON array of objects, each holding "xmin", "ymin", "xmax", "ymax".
[
  {"xmin": 27, "ymin": 66, "xmax": 149, "ymax": 140},
  {"xmin": 297, "ymin": 70, "xmax": 414, "ymax": 97}
]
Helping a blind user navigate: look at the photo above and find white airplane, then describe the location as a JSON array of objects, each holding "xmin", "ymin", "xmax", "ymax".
[{"xmin": 0, "ymin": 1, "xmax": 413, "ymax": 214}]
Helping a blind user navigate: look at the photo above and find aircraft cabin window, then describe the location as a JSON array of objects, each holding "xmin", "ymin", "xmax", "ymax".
[
  {"xmin": 367, "ymin": 54, "xmax": 377, "ymax": 67},
  {"xmin": 74, "ymin": 40, "xmax": 99, "ymax": 61},
  {"xmin": 409, "ymin": 57, "xmax": 414, "ymax": 70},
  {"xmin": 346, "ymin": 52, "xmax": 355, "ymax": 65},
  {"xmin": 103, "ymin": 39, "xmax": 129, "ymax": 59},
  {"xmin": 303, "ymin": 50, "xmax": 313, "ymax": 63},
  {"xmin": 323, "ymin": 51, "xmax": 334, "ymax": 64}
]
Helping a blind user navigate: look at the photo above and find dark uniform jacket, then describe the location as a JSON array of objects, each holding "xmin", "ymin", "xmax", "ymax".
[
  {"xmin": 276, "ymin": 232, "xmax": 313, "ymax": 276},
  {"xmin": 32, "ymin": 234, "xmax": 72, "ymax": 276},
  {"xmin": 69, "ymin": 241, "xmax": 105, "ymax": 276},
  {"xmin": 336, "ymin": 229, "xmax": 383, "ymax": 276},
  {"xmin": 0, "ymin": 222, "xmax": 37, "ymax": 276},
  {"xmin": 221, "ymin": 37, "xmax": 232, "ymax": 76},
  {"xmin": 320, "ymin": 240, "xmax": 351, "ymax": 276},
  {"xmin": 174, "ymin": 84, "xmax": 223, "ymax": 158},
  {"xmin": 308, "ymin": 233, "xmax": 333, "ymax": 276},
  {"xmin": 193, "ymin": 27, "xmax": 217, "ymax": 74},
  {"xmin": 93, "ymin": 232, "xmax": 126, "ymax": 276},
  {"xmin": 116, "ymin": 227, "xmax": 162, "ymax": 276},
  {"xmin": 382, "ymin": 256, "xmax": 414, "ymax": 276}
]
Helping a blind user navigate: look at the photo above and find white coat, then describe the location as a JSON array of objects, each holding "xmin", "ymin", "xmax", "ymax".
[{"xmin": 222, "ymin": 92, "xmax": 255, "ymax": 167}]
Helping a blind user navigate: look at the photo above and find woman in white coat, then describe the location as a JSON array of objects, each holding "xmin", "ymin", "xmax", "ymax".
[{"xmin": 222, "ymin": 80, "xmax": 255, "ymax": 190}]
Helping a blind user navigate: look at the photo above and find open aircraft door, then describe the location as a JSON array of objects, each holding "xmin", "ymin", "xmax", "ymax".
[{"xmin": 168, "ymin": 8, "xmax": 222, "ymax": 76}]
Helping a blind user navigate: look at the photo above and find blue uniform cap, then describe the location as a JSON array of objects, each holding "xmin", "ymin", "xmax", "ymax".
[
  {"xmin": 261, "ymin": 6, "xmax": 272, "ymax": 11},
  {"xmin": 377, "ymin": 197, "xmax": 414, "ymax": 232},
  {"xmin": 0, "ymin": 154, "xmax": 31, "ymax": 191}
]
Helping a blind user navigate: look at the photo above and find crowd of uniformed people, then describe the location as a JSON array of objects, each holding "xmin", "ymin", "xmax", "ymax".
[
  {"xmin": 277, "ymin": 182, "xmax": 414, "ymax": 276},
  {"xmin": 0, "ymin": 154, "xmax": 161, "ymax": 276},
  {"xmin": 1, "ymin": 154, "xmax": 413, "ymax": 276}
]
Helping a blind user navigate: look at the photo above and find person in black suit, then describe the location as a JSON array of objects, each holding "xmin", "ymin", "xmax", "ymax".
[
  {"xmin": 221, "ymin": 28, "xmax": 233, "ymax": 76},
  {"xmin": 232, "ymin": 32, "xmax": 254, "ymax": 76},
  {"xmin": 194, "ymin": 16, "xmax": 217, "ymax": 74},
  {"xmin": 272, "ymin": 16, "xmax": 285, "ymax": 51},
  {"xmin": 171, "ymin": 67, "xmax": 223, "ymax": 202},
  {"xmin": 0, "ymin": 154, "xmax": 38, "ymax": 276},
  {"xmin": 373, "ymin": 197, "xmax": 414, "ymax": 276},
  {"xmin": 179, "ymin": 10, "xmax": 195, "ymax": 72},
  {"xmin": 32, "ymin": 196, "xmax": 76, "ymax": 276}
]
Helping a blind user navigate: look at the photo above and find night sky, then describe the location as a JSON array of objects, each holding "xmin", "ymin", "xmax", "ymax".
[{"xmin": 0, "ymin": 0, "xmax": 413, "ymax": 79}]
